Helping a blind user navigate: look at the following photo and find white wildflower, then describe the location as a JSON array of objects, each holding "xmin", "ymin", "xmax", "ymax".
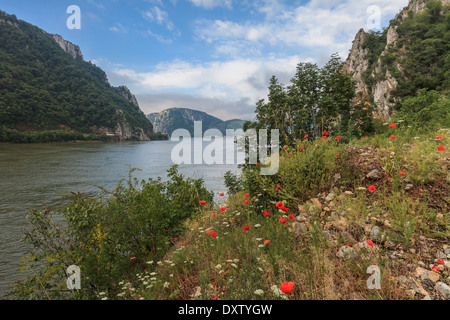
[{"xmin": 254, "ymin": 289, "xmax": 264, "ymax": 296}]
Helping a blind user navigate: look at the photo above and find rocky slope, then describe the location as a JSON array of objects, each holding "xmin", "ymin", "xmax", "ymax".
[
  {"xmin": 343, "ymin": 0, "xmax": 450, "ymax": 120},
  {"xmin": 0, "ymin": 10, "xmax": 153, "ymax": 142}
]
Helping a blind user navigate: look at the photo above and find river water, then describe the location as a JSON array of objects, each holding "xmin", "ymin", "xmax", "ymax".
[{"xmin": 0, "ymin": 139, "xmax": 240, "ymax": 296}]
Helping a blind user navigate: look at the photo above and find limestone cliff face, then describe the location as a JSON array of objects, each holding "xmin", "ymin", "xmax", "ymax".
[
  {"xmin": 343, "ymin": 0, "xmax": 449, "ymax": 120},
  {"xmin": 342, "ymin": 29, "xmax": 370, "ymax": 103},
  {"xmin": 115, "ymin": 86, "xmax": 140, "ymax": 108},
  {"xmin": 52, "ymin": 34, "xmax": 83, "ymax": 60}
]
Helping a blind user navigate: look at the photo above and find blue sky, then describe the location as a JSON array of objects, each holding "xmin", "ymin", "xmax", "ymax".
[{"xmin": 1, "ymin": 0, "xmax": 409, "ymax": 120}]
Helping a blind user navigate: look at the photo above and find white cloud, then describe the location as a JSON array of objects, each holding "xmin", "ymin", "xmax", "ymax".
[
  {"xmin": 110, "ymin": 55, "xmax": 305, "ymax": 103},
  {"xmin": 143, "ymin": 6, "xmax": 175, "ymax": 30},
  {"xmin": 109, "ymin": 23, "xmax": 127, "ymax": 33},
  {"xmin": 188, "ymin": 0, "xmax": 233, "ymax": 9},
  {"xmin": 106, "ymin": 0, "xmax": 410, "ymax": 121},
  {"xmin": 194, "ymin": 0, "xmax": 409, "ymax": 58}
]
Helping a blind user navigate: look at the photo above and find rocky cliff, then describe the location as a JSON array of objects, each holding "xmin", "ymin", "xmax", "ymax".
[
  {"xmin": 148, "ymin": 108, "xmax": 245, "ymax": 136},
  {"xmin": 0, "ymin": 10, "xmax": 154, "ymax": 142},
  {"xmin": 52, "ymin": 34, "xmax": 83, "ymax": 60},
  {"xmin": 343, "ymin": 0, "xmax": 450, "ymax": 120}
]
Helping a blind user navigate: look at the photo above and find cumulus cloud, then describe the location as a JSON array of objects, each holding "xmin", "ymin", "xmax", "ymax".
[
  {"xmin": 106, "ymin": 0, "xmax": 409, "ymax": 120},
  {"xmin": 195, "ymin": 0, "xmax": 409, "ymax": 58},
  {"xmin": 109, "ymin": 55, "xmax": 307, "ymax": 104},
  {"xmin": 188, "ymin": 0, "xmax": 233, "ymax": 9},
  {"xmin": 143, "ymin": 6, "xmax": 175, "ymax": 30}
]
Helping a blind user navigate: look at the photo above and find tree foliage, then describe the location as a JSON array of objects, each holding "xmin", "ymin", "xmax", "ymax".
[
  {"xmin": 0, "ymin": 11, "xmax": 154, "ymax": 141},
  {"xmin": 246, "ymin": 53, "xmax": 371, "ymax": 147}
]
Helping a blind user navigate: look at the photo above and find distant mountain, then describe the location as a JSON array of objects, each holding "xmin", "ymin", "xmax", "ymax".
[
  {"xmin": 147, "ymin": 108, "xmax": 245, "ymax": 136},
  {"xmin": 0, "ymin": 10, "xmax": 156, "ymax": 142}
]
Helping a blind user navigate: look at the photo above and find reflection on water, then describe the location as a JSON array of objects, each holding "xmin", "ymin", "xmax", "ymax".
[{"xmin": 0, "ymin": 139, "xmax": 240, "ymax": 295}]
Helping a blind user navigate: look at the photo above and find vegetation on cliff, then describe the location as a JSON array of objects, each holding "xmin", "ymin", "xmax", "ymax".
[{"xmin": 0, "ymin": 10, "xmax": 154, "ymax": 142}]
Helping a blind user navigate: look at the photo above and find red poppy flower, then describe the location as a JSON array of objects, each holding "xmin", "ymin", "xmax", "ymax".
[
  {"xmin": 336, "ymin": 154, "xmax": 340, "ymax": 157},
  {"xmin": 130, "ymin": 257, "xmax": 136, "ymax": 260},
  {"xmin": 264, "ymin": 211, "xmax": 271, "ymax": 216},
  {"xmin": 280, "ymin": 206, "xmax": 289, "ymax": 212},
  {"xmin": 342, "ymin": 192, "xmax": 346, "ymax": 195},
  {"xmin": 212, "ymin": 213, "xmax": 217, "ymax": 217},
  {"xmin": 276, "ymin": 201, "xmax": 284, "ymax": 208},
  {"xmin": 400, "ymin": 171, "xmax": 405, "ymax": 175},
  {"xmin": 391, "ymin": 135, "xmax": 397, "ymax": 140},
  {"xmin": 174, "ymin": 238, "xmax": 178, "ymax": 241},
  {"xmin": 301, "ymin": 146, "xmax": 304, "ymax": 150},
  {"xmin": 219, "ymin": 193, "xmax": 224, "ymax": 197},
  {"xmin": 437, "ymin": 259, "xmax": 444, "ymax": 265},
  {"xmin": 264, "ymin": 240, "xmax": 270, "ymax": 245},
  {"xmin": 279, "ymin": 217, "xmax": 287, "ymax": 225},
  {"xmin": 220, "ymin": 207, "xmax": 227, "ymax": 212},
  {"xmin": 199, "ymin": 200, "xmax": 206, "ymax": 205},
  {"xmin": 243, "ymin": 224, "xmax": 250, "ymax": 231},
  {"xmin": 211, "ymin": 232, "xmax": 217, "ymax": 238},
  {"xmin": 244, "ymin": 200, "xmax": 249, "ymax": 204},
  {"xmin": 275, "ymin": 185, "xmax": 281, "ymax": 189},
  {"xmin": 368, "ymin": 185, "xmax": 376, "ymax": 192},
  {"xmin": 436, "ymin": 136, "xmax": 442, "ymax": 140},
  {"xmin": 283, "ymin": 145, "xmax": 288, "ymax": 149},
  {"xmin": 288, "ymin": 214, "xmax": 295, "ymax": 220},
  {"xmin": 304, "ymin": 134, "xmax": 309, "ymax": 138},
  {"xmin": 280, "ymin": 282, "xmax": 294, "ymax": 294},
  {"xmin": 323, "ymin": 131, "xmax": 329, "ymax": 135},
  {"xmin": 245, "ymin": 193, "xmax": 250, "ymax": 197},
  {"xmin": 438, "ymin": 146, "xmax": 445, "ymax": 151},
  {"xmin": 432, "ymin": 266, "xmax": 439, "ymax": 271},
  {"xmin": 257, "ymin": 163, "xmax": 260, "ymax": 166},
  {"xmin": 321, "ymin": 136, "xmax": 326, "ymax": 140},
  {"xmin": 366, "ymin": 240, "xmax": 374, "ymax": 248},
  {"xmin": 335, "ymin": 136, "xmax": 341, "ymax": 140},
  {"xmin": 206, "ymin": 230, "xmax": 212, "ymax": 235},
  {"xmin": 389, "ymin": 124, "xmax": 396, "ymax": 128}
]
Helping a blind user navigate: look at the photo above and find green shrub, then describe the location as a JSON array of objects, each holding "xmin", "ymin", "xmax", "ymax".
[{"xmin": 12, "ymin": 165, "xmax": 213, "ymax": 300}]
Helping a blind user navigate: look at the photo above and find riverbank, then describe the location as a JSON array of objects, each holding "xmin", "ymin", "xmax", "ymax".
[
  {"xmin": 4, "ymin": 128, "xmax": 449, "ymax": 300},
  {"xmin": 0, "ymin": 128, "xmax": 168, "ymax": 144},
  {"xmin": 128, "ymin": 128, "xmax": 449, "ymax": 300}
]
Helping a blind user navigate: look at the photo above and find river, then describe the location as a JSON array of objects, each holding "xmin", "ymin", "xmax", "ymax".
[{"xmin": 0, "ymin": 138, "xmax": 240, "ymax": 296}]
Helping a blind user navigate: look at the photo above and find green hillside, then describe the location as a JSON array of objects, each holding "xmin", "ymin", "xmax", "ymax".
[{"xmin": 0, "ymin": 10, "xmax": 154, "ymax": 143}]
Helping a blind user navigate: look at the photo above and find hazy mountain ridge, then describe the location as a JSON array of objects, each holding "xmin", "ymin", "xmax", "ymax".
[{"xmin": 147, "ymin": 108, "xmax": 245, "ymax": 136}]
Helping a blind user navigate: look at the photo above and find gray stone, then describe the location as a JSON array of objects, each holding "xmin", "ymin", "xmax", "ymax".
[
  {"xmin": 294, "ymin": 222, "xmax": 308, "ymax": 236},
  {"xmin": 436, "ymin": 282, "xmax": 450, "ymax": 300},
  {"xmin": 367, "ymin": 169, "xmax": 382, "ymax": 179},
  {"xmin": 336, "ymin": 245, "xmax": 358, "ymax": 259},
  {"xmin": 370, "ymin": 226, "xmax": 384, "ymax": 242},
  {"xmin": 325, "ymin": 193, "xmax": 335, "ymax": 202}
]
